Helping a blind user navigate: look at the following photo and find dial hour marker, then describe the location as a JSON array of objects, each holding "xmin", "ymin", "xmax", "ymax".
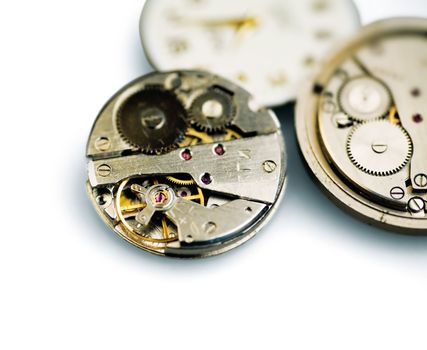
[
  {"xmin": 237, "ymin": 72, "xmax": 249, "ymax": 82},
  {"xmin": 304, "ymin": 55, "xmax": 316, "ymax": 66},
  {"xmin": 168, "ymin": 38, "xmax": 189, "ymax": 54},
  {"xmin": 269, "ymin": 72, "xmax": 288, "ymax": 86},
  {"xmin": 312, "ymin": 0, "xmax": 329, "ymax": 12},
  {"xmin": 315, "ymin": 30, "xmax": 333, "ymax": 40}
]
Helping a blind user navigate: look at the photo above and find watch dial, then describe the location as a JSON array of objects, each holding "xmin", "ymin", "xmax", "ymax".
[
  {"xmin": 140, "ymin": 0, "xmax": 360, "ymax": 107},
  {"xmin": 296, "ymin": 18, "xmax": 427, "ymax": 233}
]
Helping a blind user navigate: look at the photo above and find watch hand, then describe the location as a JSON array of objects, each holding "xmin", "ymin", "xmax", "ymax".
[
  {"xmin": 234, "ymin": 18, "xmax": 259, "ymax": 42},
  {"xmin": 174, "ymin": 16, "xmax": 259, "ymax": 31},
  {"xmin": 204, "ymin": 17, "xmax": 258, "ymax": 30}
]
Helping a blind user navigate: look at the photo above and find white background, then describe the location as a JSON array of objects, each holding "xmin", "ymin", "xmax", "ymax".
[{"xmin": 1, "ymin": 1, "xmax": 427, "ymax": 349}]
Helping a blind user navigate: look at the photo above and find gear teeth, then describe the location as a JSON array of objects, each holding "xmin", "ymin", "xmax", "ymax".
[
  {"xmin": 193, "ymin": 123, "xmax": 230, "ymax": 134},
  {"xmin": 137, "ymin": 133, "xmax": 187, "ymax": 155},
  {"xmin": 165, "ymin": 176, "xmax": 196, "ymax": 186},
  {"xmin": 338, "ymin": 76, "xmax": 392, "ymax": 122},
  {"xmin": 116, "ymin": 86, "xmax": 189, "ymax": 155},
  {"xmin": 188, "ymin": 87, "xmax": 237, "ymax": 134},
  {"xmin": 346, "ymin": 120, "xmax": 413, "ymax": 176}
]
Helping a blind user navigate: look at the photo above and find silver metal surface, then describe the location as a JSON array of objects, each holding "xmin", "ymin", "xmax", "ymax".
[
  {"xmin": 296, "ymin": 18, "xmax": 427, "ymax": 233},
  {"xmin": 88, "ymin": 134, "xmax": 282, "ymax": 204},
  {"xmin": 346, "ymin": 120, "xmax": 412, "ymax": 176},
  {"xmin": 87, "ymin": 70, "xmax": 287, "ymax": 257}
]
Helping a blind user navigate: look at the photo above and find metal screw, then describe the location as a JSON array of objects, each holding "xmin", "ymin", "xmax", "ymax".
[
  {"xmin": 414, "ymin": 174, "xmax": 427, "ymax": 188},
  {"xmin": 333, "ymin": 112, "xmax": 352, "ymax": 128},
  {"xmin": 95, "ymin": 137, "xmax": 111, "ymax": 152},
  {"xmin": 185, "ymin": 235, "xmax": 194, "ymax": 244},
  {"xmin": 166, "ymin": 73, "xmax": 182, "ymax": 90},
  {"xmin": 96, "ymin": 194, "xmax": 108, "ymax": 206},
  {"xmin": 263, "ymin": 160, "xmax": 277, "ymax": 173},
  {"xmin": 203, "ymin": 222, "xmax": 217, "ymax": 235},
  {"xmin": 97, "ymin": 195, "xmax": 106, "ymax": 205},
  {"xmin": 408, "ymin": 197, "xmax": 425, "ymax": 214},
  {"xmin": 390, "ymin": 187, "xmax": 405, "ymax": 200},
  {"xmin": 97, "ymin": 164, "xmax": 111, "ymax": 177}
]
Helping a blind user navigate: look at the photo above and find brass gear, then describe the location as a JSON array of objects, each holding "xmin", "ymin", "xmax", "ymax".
[{"xmin": 165, "ymin": 176, "xmax": 196, "ymax": 186}]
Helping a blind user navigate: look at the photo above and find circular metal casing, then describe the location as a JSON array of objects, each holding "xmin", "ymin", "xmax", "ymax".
[
  {"xmin": 87, "ymin": 71, "xmax": 287, "ymax": 257},
  {"xmin": 296, "ymin": 18, "xmax": 427, "ymax": 234}
]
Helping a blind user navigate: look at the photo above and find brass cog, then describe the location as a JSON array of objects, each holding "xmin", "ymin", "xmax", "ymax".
[{"xmin": 165, "ymin": 176, "xmax": 196, "ymax": 186}]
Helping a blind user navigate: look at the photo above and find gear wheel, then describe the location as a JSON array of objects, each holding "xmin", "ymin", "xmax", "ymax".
[
  {"xmin": 346, "ymin": 120, "xmax": 413, "ymax": 176},
  {"xmin": 117, "ymin": 87, "xmax": 189, "ymax": 154},
  {"xmin": 339, "ymin": 76, "xmax": 392, "ymax": 122},
  {"xmin": 165, "ymin": 176, "xmax": 195, "ymax": 186},
  {"xmin": 189, "ymin": 88, "xmax": 236, "ymax": 133}
]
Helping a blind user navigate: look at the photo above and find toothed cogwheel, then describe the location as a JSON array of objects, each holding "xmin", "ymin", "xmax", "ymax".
[
  {"xmin": 346, "ymin": 120, "xmax": 413, "ymax": 176},
  {"xmin": 339, "ymin": 76, "xmax": 392, "ymax": 122},
  {"xmin": 116, "ymin": 87, "xmax": 189, "ymax": 154},
  {"xmin": 189, "ymin": 88, "xmax": 236, "ymax": 133},
  {"xmin": 165, "ymin": 176, "xmax": 196, "ymax": 186}
]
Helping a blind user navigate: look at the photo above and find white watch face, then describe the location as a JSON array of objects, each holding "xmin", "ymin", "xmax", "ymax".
[{"xmin": 140, "ymin": 0, "xmax": 360, "ymax": 107}]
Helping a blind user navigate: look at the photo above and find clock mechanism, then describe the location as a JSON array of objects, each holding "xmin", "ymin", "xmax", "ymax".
[
  {"xmin": 86, "ymin": 71, "xmax": 287, "ymax": 257},
  {"xmin": 296, "ymin": 18, "xmax": 427, "ymax": 233}
]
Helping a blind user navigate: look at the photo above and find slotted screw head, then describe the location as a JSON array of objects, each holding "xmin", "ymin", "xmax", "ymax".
[
  {"xmin": 390, "ymin": 187, "xmax": 405, "ymax": 200},
  {"xmin": 263, "ymin": 161, "xmax": 277, "ymax": 173},
  {"xmin": 408, "ymin": 197, "xmax": 425, "ymax": 214},
  {"xmin": 414, "ymin": 174, "xmax": 427, "ymax": 188},
  {"xmin": 97, "ymin": 164, "xmax": 111, "ymax": 177},
  {"xmin": 95, "ymin": 137, "xmax": 111, "ymax": 152}
]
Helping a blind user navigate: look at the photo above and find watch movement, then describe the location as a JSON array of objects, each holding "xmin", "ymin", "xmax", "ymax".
[
  {"xmin": 86, "ymin": 71, "xmax": 287, "ymax": 257},
  {"xmin": 296, "ymin": 18, "xmax": 427, "ymax": 233}
]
